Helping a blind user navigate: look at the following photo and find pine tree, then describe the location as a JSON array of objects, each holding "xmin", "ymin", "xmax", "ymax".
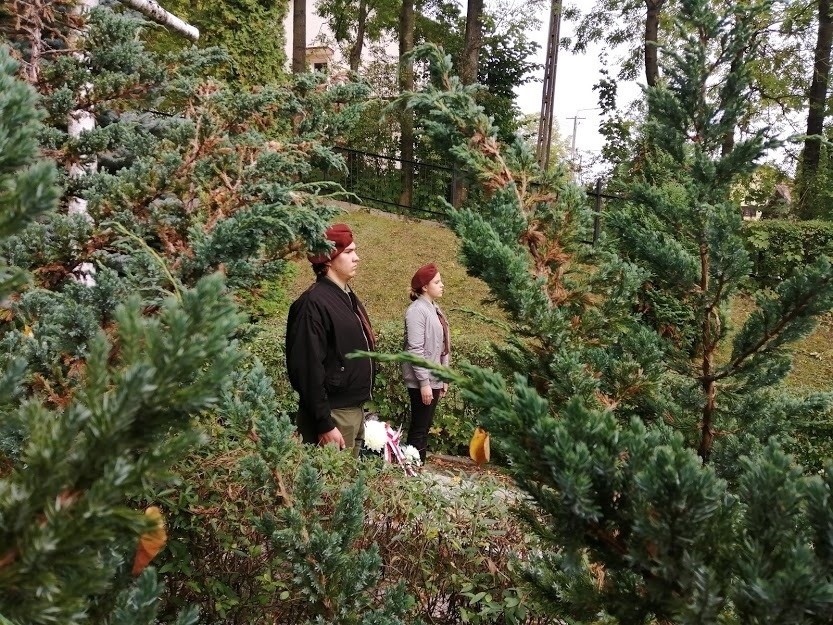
[
  {"xmin": 0, "ymin": 43, "xmax": 243, "ymax": 625},
  {"xmin": 606, "ymin": 0, "xmax": 833, "ymax": 469},
  {"xmin": 396, "ymin": 0, "xmax": 833, "ymax": 621}
]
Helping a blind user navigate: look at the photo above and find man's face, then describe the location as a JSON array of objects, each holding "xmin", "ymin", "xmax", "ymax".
[{"xmin": 328, "ymin": 242, "xmax": 359, "ymax": 283}]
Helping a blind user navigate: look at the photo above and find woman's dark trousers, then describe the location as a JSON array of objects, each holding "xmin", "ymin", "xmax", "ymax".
[{"xmin": 406, "ymin": 387, "xmax": 441, "ymax": 463}]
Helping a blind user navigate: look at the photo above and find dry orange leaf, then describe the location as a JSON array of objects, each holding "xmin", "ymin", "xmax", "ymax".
[
  {"xmin": 132, "ymin": 506, "xmax": 167, "ymax": 576},
  {"xmin": 469, "ymin": 426, "xmax": 491, "ymax": 466}
]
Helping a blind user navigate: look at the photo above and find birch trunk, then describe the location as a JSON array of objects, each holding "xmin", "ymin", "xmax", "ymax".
[
  {"xmin": 66, "ymin": 0, "xmax": 99, "ymax": 286},
  {"xmin": 66, "ymin": 1, "xmax": 198, "ymax": 285},
  {"xmin": 118, "ymin": 0, "xmax": 200, "ymax": 40},
  {"xmin": 27, "ymin": 0, "xmax": 45, "ymax": 84},
  {"xmin": 67, "ymin": 0, "xmax": 98, "ymax": 221}
]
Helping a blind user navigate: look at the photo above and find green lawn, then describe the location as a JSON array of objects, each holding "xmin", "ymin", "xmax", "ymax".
[{"xmin": 727, "ymin": 295, "xmax": 833, "ymax": 392}]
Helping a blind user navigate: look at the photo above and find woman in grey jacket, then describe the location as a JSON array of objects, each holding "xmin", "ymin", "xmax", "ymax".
[{"xmin": 402, "ymin": 263, "xmax": 450, "ymax": 463}]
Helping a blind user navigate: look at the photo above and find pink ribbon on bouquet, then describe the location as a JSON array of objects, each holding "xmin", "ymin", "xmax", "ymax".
[{"xmin": 382, "ymin": 422, "xmax": 417, "ymax": 477}]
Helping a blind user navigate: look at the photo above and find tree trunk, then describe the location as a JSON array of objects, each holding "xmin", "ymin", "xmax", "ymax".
[
  {"xmin": 67, "ymin": 0, "xmax": 100, "ymax": 286},
  {"xmin": 26, "ymin": 0, "xmax": 45, "ymax": 84},
  {"xmin": 292, "ymin": 0, "xmax": 307, "ymax": 73},
  {"xmin": 721, "ymin": 52, "xmax": 743, "ymax": 156},
  {"xmin": 803, "ymin": 0, "xmax": 833, "ymax": 175},
  {"xmin": 67, "ymin": 0, "xmax": 99, "ymax": 220},
  {"xmin": 348, "ymin": 0, "xmax": 368, "ymax": 72},
  {"xmin": 697, "ymin": 242, "xmax": 714, "ymax": 461},
  {"xmin": 451, "ymin": 0, "xmax": 484, "ymax": 207},
  {"xmin": 118, "ymin": 0, "xmax": 199, "ymax": 40},
  {"xmin": 398, "ymin": 0, "xmax": 414, "ymax": 207},
  {"xmin": 644, "ymin": 0, "xmax": 663, "ymax": 87},
  {"xmin": 459, "ymin": 0, "xmax": 484, "ymax": 85}
]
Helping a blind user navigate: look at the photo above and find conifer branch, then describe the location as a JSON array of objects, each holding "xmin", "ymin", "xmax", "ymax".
[{"xmin": 713, "ymin": 274, "xmax": 833, "ymax": 381}]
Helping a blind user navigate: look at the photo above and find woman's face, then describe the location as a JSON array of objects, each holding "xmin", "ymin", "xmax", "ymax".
[{"xmin": 423, "ymin": 272, "xmax": 444, "ymax": 300}]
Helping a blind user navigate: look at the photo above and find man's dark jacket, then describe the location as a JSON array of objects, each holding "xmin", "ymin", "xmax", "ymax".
[{"xmin": 286, "ymin": 276, "xmax": 375, "ymax": 440}]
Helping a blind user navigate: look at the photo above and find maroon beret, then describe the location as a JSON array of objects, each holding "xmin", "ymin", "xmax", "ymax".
[
  {"xmin": 308, "ymin": 223, "xmax": 353, "ymax": 264},
  {"xmin": 411, "ymin": 263, "xmax": 438, "ymax": 293}
]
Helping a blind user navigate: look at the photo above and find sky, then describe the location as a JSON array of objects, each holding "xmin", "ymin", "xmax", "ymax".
[{"xmin": 512, "ymin": 2, "xmax": 641, "ymax": 159}]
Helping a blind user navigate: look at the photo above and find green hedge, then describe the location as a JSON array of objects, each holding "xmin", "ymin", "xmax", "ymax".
[{"xmin": 743, "ymin": 219, "xmax": 833, "ymax": 285}]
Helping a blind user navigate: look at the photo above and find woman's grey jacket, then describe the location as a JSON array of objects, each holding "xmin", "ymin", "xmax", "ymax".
[{"xmin": 402, "ymin": 295, "xmax": 450, "ymax": 390}]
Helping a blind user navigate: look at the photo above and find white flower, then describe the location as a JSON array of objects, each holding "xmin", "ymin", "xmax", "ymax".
[
  {"xmin": 364, "ymin": 419, "xmax": 387, "ymax": 453},
  {"xmin": 401, "ymin": 444, "xmax": 421, "ymax": 466}
]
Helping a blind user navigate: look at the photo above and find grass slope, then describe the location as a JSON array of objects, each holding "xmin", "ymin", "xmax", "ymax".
[
  {"xmin": 286, "ymin": 207, "xmax": 509, "ymax": 343},
  {"xmin": 727, "ymin": 296, "xmax": 833, "ymax": 392}
]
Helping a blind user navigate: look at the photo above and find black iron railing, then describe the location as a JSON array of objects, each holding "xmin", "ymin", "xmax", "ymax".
[
  {"xmin": 320, "ymin": 147, "xmax": 466, "ymax": 218},
  {"xmin": 317, "ymin": 146, "xmax": 611, "ymax": 245}
]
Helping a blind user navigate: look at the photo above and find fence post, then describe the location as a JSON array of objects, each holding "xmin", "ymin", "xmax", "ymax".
[{"xmin": 593, "ymin": 178, "xmax": 603, "ymax": 246}]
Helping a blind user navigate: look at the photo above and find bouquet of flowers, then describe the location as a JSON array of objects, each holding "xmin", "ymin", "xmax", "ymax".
[{"xmin": 363, "ymin": 418, "xmax": 421, "ymax": 476}]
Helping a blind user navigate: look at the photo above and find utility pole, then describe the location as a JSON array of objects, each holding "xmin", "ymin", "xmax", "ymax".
[
  {"xmin": 567, "ymin": 114, "xmax": 585, "ymax": 162},
  {"xmin": 536, "ymin": 0, "xmax": 562, "ymax": 171}
]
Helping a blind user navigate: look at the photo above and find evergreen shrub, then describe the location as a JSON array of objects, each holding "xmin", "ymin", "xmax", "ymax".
[
  {"xmin": 0, "ymin": 43, "xmax": 241, "ymax": 624},
  {"xmin": 392, "ymin": 0, "xmax": 833, "ymax": 616},
  {"xmin": 156, "ymin": 362, "xmax": 546, "ymax": 624}
]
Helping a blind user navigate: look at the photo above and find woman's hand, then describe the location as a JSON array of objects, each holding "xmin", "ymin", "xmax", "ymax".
[
  {"xmin": 439, "ymin": 383, "xmax": 449, "ymax": 399},
  {"xmin": 421, "ymin": 385, "xmax": 434, "ymax": 405}
]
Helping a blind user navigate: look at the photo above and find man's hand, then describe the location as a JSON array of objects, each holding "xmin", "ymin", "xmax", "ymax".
[
  {"xmin": 421, "ymin": 385, "xmax": 434, "ymax": 405},
  {"xmin": 439, "ymin": 383, "xmax": 449, "ymax": 399},
  {"xmin": 319, "ymin": 427, "xmax": 346, "ymax": 449}
]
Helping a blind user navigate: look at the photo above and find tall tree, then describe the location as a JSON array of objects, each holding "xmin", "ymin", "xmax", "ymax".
[
  {"xmin": 316, "ymin": 0, "xmax": 400, "ymax": 72},
  {"xmin": 644, "ymin": 0, "xmax": 664, "ymax": 87},
  {"xmin": 419, "ymin": 0, "xmax": 542, "ymax": 140},
  {"xmin": 567, "ymin": 0, "xmax": 671, "ymax": 86},
  {"xmin": 350, "ymin": 0, "xmax": 369, "ymax": 70},
  {"xmin": 459, "ymin": 0, "xmax": 484, "ymax": 85},
  {"xmin": 293, "ymin": 0, "xmax": 307, "ymax": 73},
  {"xmin": 802, "ymin": 0, "xmax": 833, "ymax": 174}
]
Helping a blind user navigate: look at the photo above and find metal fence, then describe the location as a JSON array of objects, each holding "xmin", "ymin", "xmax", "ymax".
[
  {"xmin": 319, "ymin": 146, "xmax": 611, "ymax": 245},
  {"xmin": 323, "ymin": 147, "xmax": 464, "ymax": 217}
]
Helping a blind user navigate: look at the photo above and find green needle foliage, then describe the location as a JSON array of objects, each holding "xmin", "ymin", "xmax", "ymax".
[
  {"xmin": 1, "ymin": 4, "xmax": 370, "ymax": 399},
  {"xmin": 396, "ymin": 0, "xmax": 833, "ymax": 622},
  {"xmin": 606, "ymin": 0, "xmax": 833, "ymax": 467},
  {"xmin": 219, "ymin": 364, "xmax": 415, "ymax": 624},
  {"xmin": 0, "ymin": 44, "xmax": 243, "ymax": 624},
  {"xmin": 395, "ymin": 45, "xmax": 666, "ymax": 420}
]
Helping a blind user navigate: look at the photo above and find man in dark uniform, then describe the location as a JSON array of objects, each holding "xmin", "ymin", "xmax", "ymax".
[{"xmin": 286, "ymin": 224, "xmax": 375, "ymax": 451}]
